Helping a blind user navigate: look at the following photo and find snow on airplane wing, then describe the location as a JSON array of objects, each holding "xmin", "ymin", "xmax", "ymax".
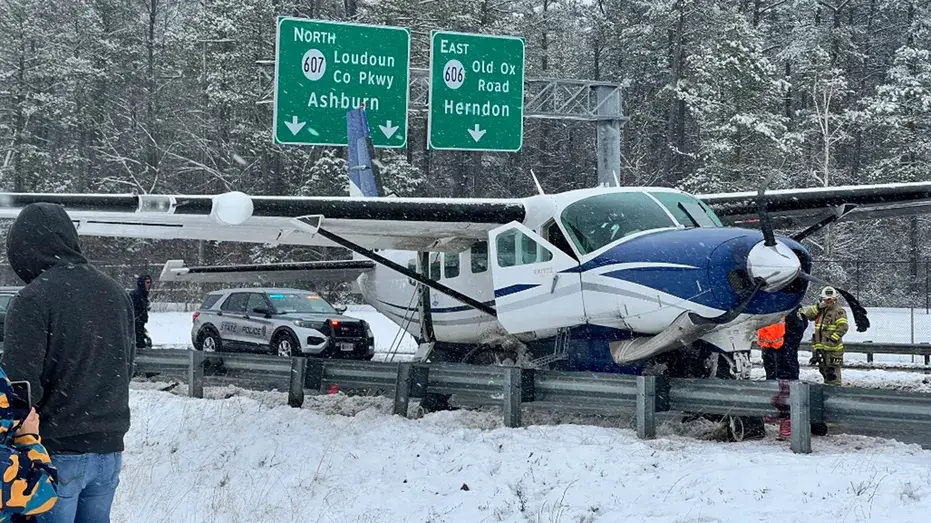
[
  {"xmin": 0, "ymin": 192, "xmax": 527, "ymax": 252},
  {"xmin": 700, "ymin": 181, "xmax": 931, "ymax": 228}
]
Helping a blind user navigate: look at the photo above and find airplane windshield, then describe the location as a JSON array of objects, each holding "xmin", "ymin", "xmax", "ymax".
[
  {"xmin": 561, "ymin": 193, "xmax": 676, "ymax": 255},
  {"xmin": 650, "ymin": 191, "xmax": 723, "ymax": 228},
  {"xmin": 268, "ymin": 293, "xmax": 336, "ymax": 314}
]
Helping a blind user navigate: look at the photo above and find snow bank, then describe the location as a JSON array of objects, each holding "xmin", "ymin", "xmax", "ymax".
[{"xmin": 112, "ymin": 387, "xmax": 931, "ymax": 523}]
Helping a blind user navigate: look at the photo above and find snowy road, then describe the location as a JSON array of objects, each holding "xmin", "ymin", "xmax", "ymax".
[{"xmin": 113, "ymin": 386, "xmax": 931, "ymax": 523}]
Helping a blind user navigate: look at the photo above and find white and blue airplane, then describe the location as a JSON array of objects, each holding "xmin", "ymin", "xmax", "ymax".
[{"xmin": 0, "ymin": 110, "xmax": 927, "ymax": 384}]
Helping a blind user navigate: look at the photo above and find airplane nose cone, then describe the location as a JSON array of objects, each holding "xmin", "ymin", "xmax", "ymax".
[{"xmin": 747, "ymin": 241, "xmax": 801, "ymax": 291}]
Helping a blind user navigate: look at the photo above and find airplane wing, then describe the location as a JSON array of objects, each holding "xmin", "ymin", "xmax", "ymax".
[
  {"xmin": 699, "ymin": 181, "xmax": 931, "ymax": 228},
  {"xmin": 0, "ymin": 192, "xmax": 526, "ymax": 252}
]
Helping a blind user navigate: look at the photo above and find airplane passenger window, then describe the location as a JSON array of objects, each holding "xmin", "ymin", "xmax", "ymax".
[
  {"xmin": 444, "ymin": 252, "xmax": 460, "ymax": 278},
  {"xmin": 429, "ymin": 254, "xmax": 442, "ymax": 281},
  {"xmin": 560, "ymin": 193, "xmax": 676, "ymax": 255},
  {"xmin": 497, "ymin": 228, "xmax": 555, "ymax": 267},
  {"xmin": 497, "ymin": 232, "xmax": 517, "ymax": 267},
  {"xmin": 471, "ymin": 241, "xmax": 488, "ymax": 273},
  {"xmin": 519, "ymin": 234, "xmax": 538, "ymax": 264},
  {"xmin": 650, "ymin": 191, "xmax": 723, "ymax": 227},
  {"xmin": 407, "ymin": 259, "xmax": 417, "ymax": 285}
]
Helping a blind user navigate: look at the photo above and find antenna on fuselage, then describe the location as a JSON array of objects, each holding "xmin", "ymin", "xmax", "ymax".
[{"xmin": 530, "ymin": 169, "xmax": 546, "ymax": 195}]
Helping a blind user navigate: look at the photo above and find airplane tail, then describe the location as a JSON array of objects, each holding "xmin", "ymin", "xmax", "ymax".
[{"xmin": 346, "ymin": 108, "xmax": 382, "ymax": 198}]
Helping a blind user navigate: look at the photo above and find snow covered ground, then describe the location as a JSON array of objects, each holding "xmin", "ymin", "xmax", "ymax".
[{"xmin": 112, "ymin": 385, "xmax": 931, "ymax": 523}]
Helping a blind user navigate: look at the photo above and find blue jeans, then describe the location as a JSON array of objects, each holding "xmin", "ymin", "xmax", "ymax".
[{"xmin": 37, "ymin": 453, "xmax": 122, "ymax": 523}]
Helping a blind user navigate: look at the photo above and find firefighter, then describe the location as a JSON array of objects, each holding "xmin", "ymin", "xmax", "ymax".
[
  {"xmin": 802, "ymin": 286, "xmax": 849, "ymax": 386},
  {"xmin": 757, "ymin": 318, "xmax": 786, "ymax": 380}
]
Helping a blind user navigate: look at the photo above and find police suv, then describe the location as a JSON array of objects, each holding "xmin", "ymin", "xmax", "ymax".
[{"xmin": 191, "ymin": 288, "xmax": 375, "ymax": 359}]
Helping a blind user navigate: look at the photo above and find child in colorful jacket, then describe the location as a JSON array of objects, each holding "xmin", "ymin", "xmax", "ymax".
[{"xmin": 0, "ymin": 368, "xmax": 57, "ymax": 521}]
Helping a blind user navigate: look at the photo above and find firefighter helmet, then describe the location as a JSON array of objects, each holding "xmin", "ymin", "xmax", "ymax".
[{"xmin": 820, "ymin": 286, "xmax": 837, "ymax": 300}]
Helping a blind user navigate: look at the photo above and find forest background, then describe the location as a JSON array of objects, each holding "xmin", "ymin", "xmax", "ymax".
[{"xmin": 1, "ymin": 0, "xmax": 930, "ymax": 306}]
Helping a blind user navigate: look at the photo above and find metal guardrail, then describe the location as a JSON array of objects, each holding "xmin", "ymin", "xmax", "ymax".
[
  {"xmin": 134, "ymin": 350, "xmax": 931, "ymax": 453},
  {"xmin": 801, "ymin": 342, "xmax": 931, "ymax": 364}
]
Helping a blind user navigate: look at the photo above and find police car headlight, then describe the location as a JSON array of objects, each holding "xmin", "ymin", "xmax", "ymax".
[
  {"xmin": 294, "ymin": 320, "xmax": 326, "ymax": 330},
  {"xmin": 365, "ymin": 323, "xmax": 374, "ymax": 337}
]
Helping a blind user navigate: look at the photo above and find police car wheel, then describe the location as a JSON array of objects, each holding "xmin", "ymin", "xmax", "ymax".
[
  {"xmin": 274, "ymin": 331, "xmax": 299, "ymax": 358},
  {"xmin": 198, "ymin": 329, "xmax": 221, "ymax": 352}
]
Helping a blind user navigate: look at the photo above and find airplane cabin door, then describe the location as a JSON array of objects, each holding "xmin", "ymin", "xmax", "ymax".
[{"xmin": 489, "ymin": 222, "xmax": 586, "ymax": 333}]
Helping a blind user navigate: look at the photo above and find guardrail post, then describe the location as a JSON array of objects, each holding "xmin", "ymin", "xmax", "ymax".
[
  {"xmin": 288, "ymin": 357, "xmax": 307, "ymax": 408},
  {"xmin": 410, "ymin": 364, "xmax": 430, "ymax": 398},
  {"xmin": 188, "ymin": 350, "xmax": 204, "ymax": 399},
  {"xmin": 636, "ymin": 375, "xmax": 657, "ymax": 439},
  {"xmin": 503, "ymin": 367, "xmax": 522, "ymax": 428},
  {"xmin": 393, "ymin": 363, "xmax": 413, "ymax": 417},
  {"xmin": 789, "ymin": 381, "xmax": 811, "ymax": 454},
  {"xmin": 305, "ymin": 358, "xmax": 324, "ymax": 392},
  {"xmin": 867, "ymin": 352, "xmax": 873, "ymax": 363}
]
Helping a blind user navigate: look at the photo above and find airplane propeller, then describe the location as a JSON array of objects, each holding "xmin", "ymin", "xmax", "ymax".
[{"xmin": 752, "ymin": 175, "xmax": 869, "ymax": 332}]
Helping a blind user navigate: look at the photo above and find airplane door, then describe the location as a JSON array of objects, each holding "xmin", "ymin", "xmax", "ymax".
[{"xmin": 489, "ymin": 222, "xmax": 586, "ymax": 334}]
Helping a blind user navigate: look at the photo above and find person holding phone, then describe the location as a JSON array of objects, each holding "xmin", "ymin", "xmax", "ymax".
[
  {"xmin": 1, "ymin": 203, "xmax": 135, "ymax": 523},
  {"xmin": 0, "ymin": 368, "xmax": 58, "ymax": 521}
]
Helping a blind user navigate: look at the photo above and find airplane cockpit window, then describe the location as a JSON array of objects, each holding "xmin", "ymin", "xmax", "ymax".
[
  {"xmin": 471, "ymin": 241, "xmax": 488, "ymax": 273},
  {"xmin": 543, "ymin": 220, "xmax": 576, "ymax": 259},
  {"xmin": 560, "ymin": 193, "xmax": 676, "ymax": 255},
  {"xmin": 650, "ymin": 191, "xmax": 723, "ymax": 228}
]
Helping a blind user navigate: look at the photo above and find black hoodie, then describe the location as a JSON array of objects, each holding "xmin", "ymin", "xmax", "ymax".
[{"xmin": 1, "ymin": 203, "xmax": 135, "ymax": 454}]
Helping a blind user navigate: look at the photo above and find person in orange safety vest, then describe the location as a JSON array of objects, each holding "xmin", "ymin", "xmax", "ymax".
[{"xmin": 758, "ymin": 319, "xmax": 786, "ymax": 381}]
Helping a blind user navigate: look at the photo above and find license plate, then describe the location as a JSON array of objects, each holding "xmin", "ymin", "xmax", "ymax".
[{"xmin": 339, "ymin": 342, "xmax": 354, "ymax": 351}]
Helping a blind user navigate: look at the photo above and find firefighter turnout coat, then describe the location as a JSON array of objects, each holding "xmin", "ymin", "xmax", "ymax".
[{"xmin": 802, "ymin": 303, "xmax": 849, "ymax": 351}]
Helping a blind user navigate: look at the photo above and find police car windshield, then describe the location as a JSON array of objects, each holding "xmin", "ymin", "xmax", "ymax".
[
  {"xmin": 560, "ymin": 192, "xmax": 676, "ymax": 255},
  {"xmin": 268, "ymin": 293, "xmax": 336, "ymax": 314}
]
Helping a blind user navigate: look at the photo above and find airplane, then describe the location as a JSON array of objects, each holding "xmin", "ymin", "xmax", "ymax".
[{"xmin": 3, "ymin": 109, "xmax": 930, "ymax": 394}]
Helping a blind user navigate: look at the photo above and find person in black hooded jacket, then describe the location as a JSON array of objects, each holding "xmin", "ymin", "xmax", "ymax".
[
  {"xmin": 130, "ymin": 274, "xmax": 152, "ymax": 349},
  {"xmin": 1, "ymin": 202, "xmax": 135, "ymax": 523}
]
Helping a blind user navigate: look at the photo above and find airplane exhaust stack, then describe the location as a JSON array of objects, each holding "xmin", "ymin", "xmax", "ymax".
[{"xmin": 609, "ymin": 311, "xmax": 718, "ymax": 365}]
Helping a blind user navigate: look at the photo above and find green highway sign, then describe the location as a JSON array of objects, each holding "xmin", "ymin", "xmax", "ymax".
[
  {"xmin": 427, "ymin": 31, "xmax": 525, "ymax": 152},
  {"xmin": 273, "ymin": 17, "xmax": 410, "ymax": 147}
]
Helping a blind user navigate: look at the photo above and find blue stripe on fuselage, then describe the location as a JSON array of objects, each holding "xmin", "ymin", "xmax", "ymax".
[{"xmin": 494, "ymin": 283, "xmax": 540, "ymax": 298}]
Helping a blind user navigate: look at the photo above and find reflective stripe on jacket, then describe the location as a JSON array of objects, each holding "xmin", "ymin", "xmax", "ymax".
[
  {"xmin": 802, "ymin": 303, "xmax": 848, "ymax": 351},
  {"xmin": 758, "ymin": 320, "xmax": 786, "ymax": 349}
]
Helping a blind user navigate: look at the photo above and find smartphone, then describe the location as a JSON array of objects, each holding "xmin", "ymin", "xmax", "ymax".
[{"xmin": 9, "ymin": 381, "xmax": 32, "ymax": 420}]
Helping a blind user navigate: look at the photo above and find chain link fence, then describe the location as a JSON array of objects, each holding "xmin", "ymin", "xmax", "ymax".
[{"xmin": 811, "ymin": 259, "xmax": 931, "ymax": 311}]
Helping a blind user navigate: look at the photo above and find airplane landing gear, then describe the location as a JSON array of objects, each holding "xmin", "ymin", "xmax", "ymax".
[{"xmin": 654, "ymin": 346, "xmax": 765, "ymax": 442}]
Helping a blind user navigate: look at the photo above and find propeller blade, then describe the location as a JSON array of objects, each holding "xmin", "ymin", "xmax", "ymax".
[
  {"xmin": 756, "ymin": 173, "xmax": 778, "ymax": 247},
  {"xmin": 797, "ymin": 272, "xmax": 870, "ymax": 332},
  {"xmin": 791, "ymin": 204, "xmax": 856, "ymax": 242}
]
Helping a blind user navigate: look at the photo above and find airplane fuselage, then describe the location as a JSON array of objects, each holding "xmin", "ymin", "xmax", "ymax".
[{"xmin": 355, "ymin": 187, "xmax": 812, "ymax": 372}]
